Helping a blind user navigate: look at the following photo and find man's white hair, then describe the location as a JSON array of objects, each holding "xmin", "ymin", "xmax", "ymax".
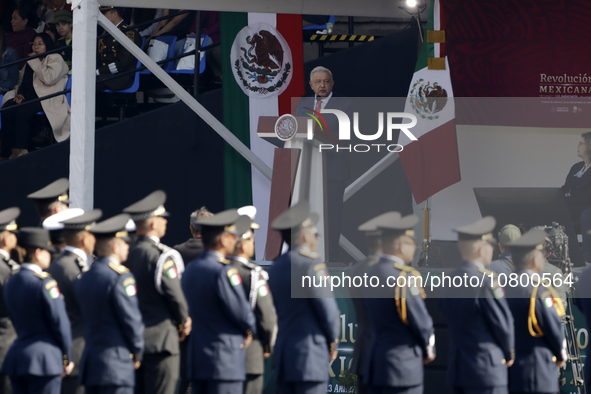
[{"xmin": 310, "ymin": 66, "xmax": 333, "ymax": 82}]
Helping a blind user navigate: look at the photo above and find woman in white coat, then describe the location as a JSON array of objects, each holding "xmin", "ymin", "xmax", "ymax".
[{"xmin": 0, "ymin": 32, "xmax": 70, "ymax": 159}]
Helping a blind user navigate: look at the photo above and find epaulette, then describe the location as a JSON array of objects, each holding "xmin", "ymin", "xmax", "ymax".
[
  {"xmin": 125, "ymin": 30, "xmax": 136, "ymax": 41},
  {"xmin": 299, "ymin": 248, "xmax": 319, "ymax": 259},
  {"xmin": 34, "ymin": 272, "xmax": 51, "ymax": 279},
  {"xmin": 217, "ymin": 257, "xmax": 231, "ymax": 265},
  {"xmin": 108, "ymin": 262, "xmax": 129, "ymax": 274}
]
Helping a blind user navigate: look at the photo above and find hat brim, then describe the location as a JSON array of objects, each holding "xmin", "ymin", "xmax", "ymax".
[{"xmin": 49, "ymin": 17, "xmax": 72, "ymax": 24}]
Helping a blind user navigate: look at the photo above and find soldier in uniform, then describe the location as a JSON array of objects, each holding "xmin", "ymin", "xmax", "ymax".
[
  {"xmin": 122, "ymin": 191, "xmax": 190, "ymax": 394},
  {"xmin": 46, "ymin": 209, "xmax": 103, "ymax": 394},
  {"xmin": 504, "ymin": 230, "xmax": 567, "ymax": 394},
  {"xmin": 27, "ymin": 178, "xmax": 70, "ymax": 224},
  {"xmin": 97, "ymin": 7, "xmax": 142, "ymax": 91},
  {"xmin": 0, "ymin": 208, "xmax": 21, "ymax": 394},
  {"xmin": 43, "ymin": 209, "xmax": 85, "ymax": 258},
  {"xmin": 360, "ymin": 213, "xmax": 435, "ymax": 394},
  {"xmin": 267, "ymin": 200, "xmax": 340, "ymax": 394},
  {"xmin": 349, "ymin": 212, "xmax": 395, "ymax": 394},
  {"xmin": 226, "ymin": 206, "xmax": 277, "ymax": 394},
  {"xmin": 182, "ymin": 210, "xmax": 256, "ymax": 394},
  {"xmin": 2, "ymin": 228, "xmax": 74, "ymax": 394},
  {"xmin": 74, "ymin": 214, "xmax": 145, "ymax": 394},
  {"xmin": 438, "ymin": 217, "xmax": 515, "ymax": 394}
]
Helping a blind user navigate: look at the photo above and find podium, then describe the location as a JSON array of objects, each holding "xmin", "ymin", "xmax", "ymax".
[{"xmin": 257, "ymin": 115, "xmax": 340, "ymax": 262}]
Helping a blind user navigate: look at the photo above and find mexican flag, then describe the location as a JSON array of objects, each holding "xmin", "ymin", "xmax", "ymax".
[
  {"xmin": 399, "ymin": 0, "xmax": 461, "ymax": 204},
  {"xmin": 221, "ymin": 12, "xmax": 304, "ymax": 259}
]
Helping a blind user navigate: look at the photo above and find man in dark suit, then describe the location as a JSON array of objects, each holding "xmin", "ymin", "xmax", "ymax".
[
  {"xmin": 2, "ymin": 228, "xmax": 73, "ymax": 394},
  {"xmin": 46, "ymin": 209, "xmax": 102, "ymax": 394},
  {"xmin": 360, "ymin": 213, "xmax": 435, "ymax": 394},
  {"xmin": 349, "ymin": 212, "xmax": 395, "ymax": 394},
  {"xmin": 96, "ymin": 7, "xmax": 142, "ymax": 91},
  {"xmin": 227, "ymin": 208, "xmax": 277, "ymax": 394},
  {"xmin": 267, "ymin": 200, "xmax": 340, "ymax": 394},
  {"xmin": 0, "ymin": 208, "xmax": 20, "ymax": 394},
  {"xmin": 174, "ymin": 206, "xmax": 213, "ymax": 394},
  {"xmin": 181, "ymin": 210, "xmax": 256, "ymax": 394},
  {"xmin": 75, "ymin": 214, "xmax": 145, "ymax": 394},
  {"xmin": 123, "ymin": 191, "xmax": 190, "ymax": 394},
  {"xmin": 438, "ymin": 217, "xmax": 515, "ymax": 394},
  {"xmin": 295, "ymin": 66, "xmax": 353, "ymax": 262},
  {"xmin": 173, "ymin": 206, "xmax": 213, "ymax": 265},
  {"xmin": 504, "ymin": 229, "xmax": 566, "ymax": 394},
  {"xmin": 27, "ymin": 178, "xmax": 70, "ymax": 224}
]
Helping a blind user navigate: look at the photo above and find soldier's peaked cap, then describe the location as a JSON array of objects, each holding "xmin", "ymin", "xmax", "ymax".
[
  {"xmin": 454, "ymin": 216, "xmax": 496, "ymax": 244},
  {"xmin": 0, "ymin": 207, "xmax": 20, "ymax": 232},
  {"xmin": 42, "ymin": 208, "xmax": 84, "ymax": 231},
  {"xmin": 375, "ymin": 213, "xmax": 419, "ymax": 237},
  {"xmin": 237, "ymin": 205, "xmax": 260, "ymax": 229},
  {"xmin": 27, "ymin": 178, "xmax": 69, "ymax": 203},
  {"xmin": 271, "ymin": 200, "xmax": 318, "ymax": 231},
  {"xmin": 505, "ymin": 229, "xmax": 547, "ymax": 253},
  {"xmin": 60, "ymin": 209, "xmax": 103, "ymax": 231},
  {"xmin": 123, "ymin": 190, "xmax": 169, "ymax": 221},
  {"xmin": 90, "ymin": 213, "xmax": 132, "ymax": 241},
  {"xmin": 17, "ymin": 228, "xmax": 56, "ymax": 253},
  {"xmin": 358, "ymin": 211, "xmax": 401, "ymax": 233},
  {"xmin": 198, "ymin": 210, "xmax": 252, "ymax": 238}
]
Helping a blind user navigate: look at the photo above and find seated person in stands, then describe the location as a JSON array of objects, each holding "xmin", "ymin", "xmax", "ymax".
[
  {"xmin": 148, "ymin": 9, "xmax": 194, "ymax": 42},
  {"xmin": 0, "ymin": 33, "xmax": 70, "ymax": 159},
  {"xmin": 8, "ymin": 5, "xmax": 38, "ymax": 65},
  {"xmin": 0, "ymin": 26, "xmax": 19, "ymax": 95},
  {"xmin": 131, "ymin": 8, "xmax": 164, "ymax": 38},
  {"xmin": 562, "ymin": 131, "xmax": 591, "ymax": 265},
  {"xmin": 50, "ymin": 10, "xmax": 72, "ymax": 72},
  {"xmin": 96, "ymin": 6, "xmax": 142, "ymax": 91}
]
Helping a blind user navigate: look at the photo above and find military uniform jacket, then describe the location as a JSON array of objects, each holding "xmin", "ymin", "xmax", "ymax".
[
  {"xmin": 1, "ymin": 267, "xmax": 71, "ymax": 377},
  {"xmin": 360, "ymin": 255, "xmax": 434, "ymax": 387},
  {"xmin": 46, "ymin": 249, "xmax": 87, "ymax": 375},
  {"xmin": 74, "ymin": 257, "xmax": 145, "ymax": 387},
  {"xmin": 505, "ymin": 269, "xmax": 566, "ymax": 393},
  {"xmin": 181, "ymin": 250, "xmax": 257, "ymax": 381},
  {"xmin": 348, "ymin": 253, "xmax": 379, "ymax": 377},
  {"xmin": 267, "ymin": 246, "xmax": 340, "ymax": 383},
  {"xmin": 0, "ymin": 251, "xmax": 18, "ymax": 370},
  {"xmin": 97, "ymin": 21, "xmax": 142, "ymax": 91},
  {"xmin": 437, "ymin": 261, "xmax": 515, "ymax": 388},
  {"xmin": 124, "ymin": 236, "xmax": 188, "ymax": 355},
  {"xmin": 227, "ymin": 255, "xmax": 277, "ymax": 375}
]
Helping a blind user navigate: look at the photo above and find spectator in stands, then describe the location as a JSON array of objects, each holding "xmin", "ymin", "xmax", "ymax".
[
  {"xmin": 42, "ymin": 0, "xmax": 72, "ymax": 25},
  {"xmin": 0, "ymin": 25, "xmax": 19, "ymax": 95},
  {"xmin": 50, "ymin": 10, "xmax": 72, "ymax": 71},
  {"xmin": 7, "ymin": 5, "xmax": 38, "ymax": 64},
  {"xmin": 33, "ymin": 0, "xmax": 48, "ymax": 33},
  {"xmin": 0, "ymin": 33, "xmax": 70, "ymax": 159},
  {"xmin": 131, "ymin": 8, "xmax": 164, "ymax": 38},
  {"xmin": 146, "ymin": 9, "xmax": 194, "ymax": 47},
  {"xmin": 96, "ymin": 6, "xmax": 142, "ymax": 91},
  {"xmin": 0, "ymin": 0, "xmax": 18, "ymax": 34}
]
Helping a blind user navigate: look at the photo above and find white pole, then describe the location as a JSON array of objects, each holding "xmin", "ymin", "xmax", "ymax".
[{"xmin": 69, "ymin": 0, "xmax": 98, "ymax": 210}]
